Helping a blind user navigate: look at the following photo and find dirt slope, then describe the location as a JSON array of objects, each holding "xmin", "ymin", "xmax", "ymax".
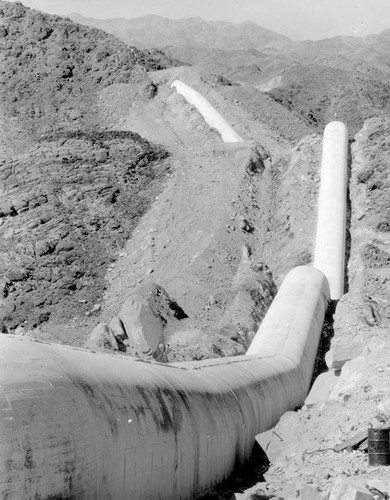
[{"xmin": 88, "ymin": 67, "xmax": 324, "ymax": 360}]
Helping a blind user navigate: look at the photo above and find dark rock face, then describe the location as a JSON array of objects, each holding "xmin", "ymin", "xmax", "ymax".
[
  {"xmin": 146, "ymin": 283, "xmax": 188, "ymax": 324},
  {"xmin": 0, "ymin": 130, "xmax": 170, "ymax": 332},
  {"xmin": 0, "ymin": 1, "xmax": 181, "ymax": 336}
]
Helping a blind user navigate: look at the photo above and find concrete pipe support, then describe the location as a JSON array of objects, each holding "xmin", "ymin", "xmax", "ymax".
[
  {"xmin": 313, "ymin": 120, "xmax": 348, "ymax": 300},
  {"xmin": 0, "ymin": 266, "xmax": 329, "ymax": 500},
  {"xmin": 171, "ymin": 80, "xmax": 243, "ymax": 143}
]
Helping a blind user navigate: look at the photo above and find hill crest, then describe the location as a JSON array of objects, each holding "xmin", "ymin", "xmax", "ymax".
[{"xmin": 67, "ymin": 12, "xmax": 290, "ymax": 50}]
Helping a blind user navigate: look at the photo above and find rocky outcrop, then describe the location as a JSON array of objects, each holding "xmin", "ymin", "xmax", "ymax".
[
  {"xmin": 0, "ymin": 131, "xmax": 170, "ymax": 334},
  {"xmin": 83, "ymin": 283, "xmax": 188, "ymax": 359},
  {"xmin": 118, "ymin": 295, "xmax": 164, "ymax": 356},
  {"xmin": 84, "ymin": 323, "xmax": 119, "ymax": 352}
]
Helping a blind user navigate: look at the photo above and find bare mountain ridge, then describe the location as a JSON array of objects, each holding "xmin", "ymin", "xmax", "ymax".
[
  {"xmin": 68, "ymin": 13, "xmax": 291, "ymax": 51},
  {"xmin": 69, "ymin": 12, "xmax": 390, "ymax": 81},
  {"xmin": 67, "ymin": 12, "xmax": 390, "ymax": 135},
  {"xmin": 67, "ymin": 12, "xmax": 390, "ymax": 54}
]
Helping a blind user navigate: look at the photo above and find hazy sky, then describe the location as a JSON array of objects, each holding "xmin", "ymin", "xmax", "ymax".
[{"xmin": 7, "ymin": 0, "xmax": 390, "ymax": 40}]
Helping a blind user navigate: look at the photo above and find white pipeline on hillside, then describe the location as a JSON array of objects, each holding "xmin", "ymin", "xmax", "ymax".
[
  {"xmin": 171, "ymin": 80, "xmax": 243, "ymax": 143},
  {"xmin": 313, "ymin": 121, "xmax": 348, "ymax": 300},
  {"xmin": 0, "ymin": 120, "xmax": 350, "ymax": 499}
]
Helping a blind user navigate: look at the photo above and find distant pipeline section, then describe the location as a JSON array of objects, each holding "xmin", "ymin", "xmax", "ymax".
[
  {"xmin": 171, "ymin": 80, "xmax": 244, "ymax": 143},
  {"xmin": 0, "ymin": 120, "xmax": 348, "ymax": 499}
]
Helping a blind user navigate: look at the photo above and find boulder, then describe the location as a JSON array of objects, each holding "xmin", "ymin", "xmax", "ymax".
[
  {"xmin": 305, "ymin": 370, "xmax": 340, "ymax": 405},
  {"xmin": 7, "ymin": 268, "xmax": 28, "ymax": 282},
  {"xmin": 35, "ymin": 240, "xmax": 52, "ymax": 257},
  {"xmin": 329, "ymin": 476, "xmax": 373, "ymax": 500},
  {"xmin": 325, "ymin": 343, "xmax": 365, "ymax": 371},
  {"xmin": 118, "ymin": 296, "xmax": 163, "ymax": 355},
  {"xmin": 329, "ymin": 356, "xmax": 366, "ymax": 399},
  {"xmin": 299, "ymin": 485, "xmax": 323, "ymax": 500},
  {"xmin": 145, "ymin": 283, "xmax": 187, "ymax": 324},
  {"xmin": 109, "ymin": 315, "xmax": 127, "ymax": 342},
  {"xmin": 366, "ymin": 479, "xmax": 389, "ymax": 497},
  {"xmin": 14, "ymin": 325, "xmax": 26, "ymax": 336},
  {"xmin": 255, "ymin": 411, "xmax": 306, "ymax": 466},
  {"xmin": 84, "ymin": 323, "xmax": 119, "ymax": 352},
  {"xmin": 55, "ymin": 239, "xmax": 75, "ymax": 254},
  {"xmin": 255, "ymin": 428, "xmax": 274, "ymax": 456}
]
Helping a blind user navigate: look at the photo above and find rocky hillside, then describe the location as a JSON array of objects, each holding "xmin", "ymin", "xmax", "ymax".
[
  {"xmin": 0, "ymin": 1, "xmax": 320, "ymax": 359},
  {"xmin": 267, "ymin": 65, "xmax": 390, "ymax": 135},
  {"xmin": 0, "ymin": 1, "xmax": 181, "ymax": 153},
  {"xmin": 0, "ymin": 130, "xmax": 169, "ymax": 336},
  {"xmin": 0, "ymin": 0, "xmax": 178, "ymax": 339}
]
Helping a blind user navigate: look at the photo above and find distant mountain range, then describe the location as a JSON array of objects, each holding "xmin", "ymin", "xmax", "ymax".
[
  {"xmin": 68, "ymin": 13, "xmax": 390, "ymax": 79},
  {"xmin": 68, "ymin": 13, "xmax": 291, "ymax": 51},
  {"xmin": 67, "ymin": 13, "xmax": 390, "ymax": 135}
]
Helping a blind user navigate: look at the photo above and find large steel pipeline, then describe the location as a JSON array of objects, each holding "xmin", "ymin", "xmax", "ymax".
[
  {"xmin": 0, "ymin": 267, "xmax": 328, "ymax": 500},
  {"xmin": 313, "ymin": 121, "xmax": 348, "ymax": 299},
  {"xmin": 0, "ymin": 121, "xmax": 347, "ymax": 499},
  {"xmin": 171, "ymin": 80, "xmax": 243, "ymax": 143}
]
